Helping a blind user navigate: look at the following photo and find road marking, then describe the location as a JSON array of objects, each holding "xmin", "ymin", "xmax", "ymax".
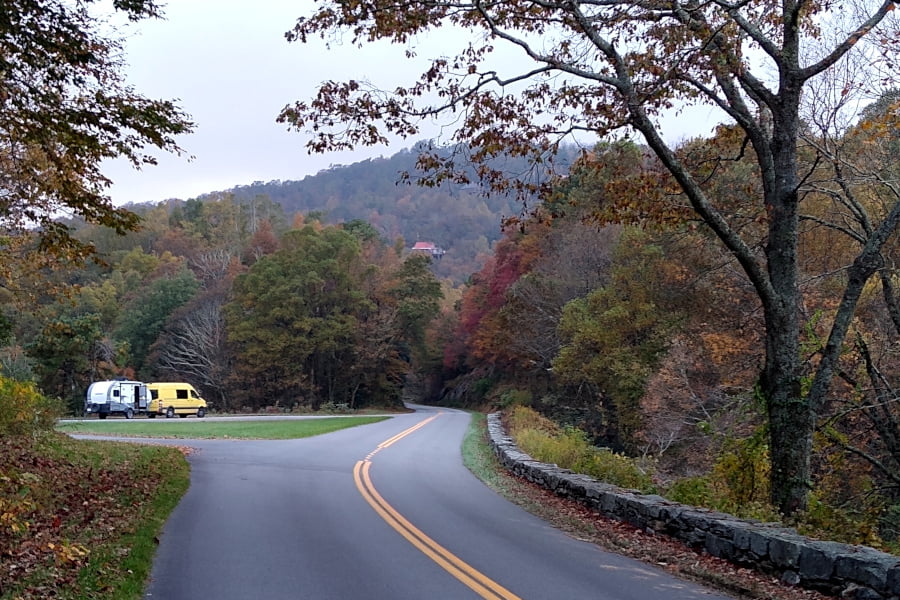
[
  {"xmin": 355, "ymin": 415, "xmax": 522, "ymax": 600},
  {"xmin": 364, "ymin": 413, "xmax": 440, "ymax": 460}
]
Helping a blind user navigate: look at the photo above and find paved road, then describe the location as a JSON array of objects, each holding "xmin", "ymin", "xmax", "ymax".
[{"xmin": 141, "ymin": 405, "xmax": 732, "ymax": 600}]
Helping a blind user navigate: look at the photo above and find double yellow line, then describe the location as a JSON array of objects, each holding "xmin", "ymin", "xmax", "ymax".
[{"xmin": 354, "ymin": 415, "xmax": 522, "ymax": 600}]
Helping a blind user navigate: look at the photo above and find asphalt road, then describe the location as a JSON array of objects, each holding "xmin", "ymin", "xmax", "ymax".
[{"xmin": 140, "ymin": 405, "xmax": 733, "ymax": 600}]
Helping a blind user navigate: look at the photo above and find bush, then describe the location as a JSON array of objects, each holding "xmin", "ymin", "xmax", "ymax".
[
  {"xmin": 496, "ymin": 388, "xmax": 532, "ymax": 409},
  {"xmin": 796, "ymin": 493, "xmax": 882, "ymax": 547},
  {"xmin": 509, "ymin": 406, "xmax": 654, "ymax": 492},
  {"xmin": 508, "ymin": 405, "xmax": 560, "ymax": 436},
  {"xmin": 0, "ymin": 374, "xmax": 62, "ymax": 437}
]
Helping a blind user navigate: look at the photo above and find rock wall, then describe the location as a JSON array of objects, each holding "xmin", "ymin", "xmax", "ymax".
[{"xmin": 487, "ymin": 413, "xmax": 900, "ymax": 599}]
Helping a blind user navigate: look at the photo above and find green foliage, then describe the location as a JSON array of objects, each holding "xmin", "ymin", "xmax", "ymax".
[
  {"xmin": 226, "ymin": 226, "xmax": 374, "ymax": 409},
  {"xmin": 496, "ymin": 388, "xmax": 532, "ymax": 409},
  {"xmin": 114, "ymin": 267, "xmax": 200, "ymax": 375},
  {"xmin": 26, "ymin": 314, "xmax": 105, "ymax": 413},
  {"xmin": 665, "ymin": 430, "xmax": 779, "ymax": 522},
  {"xmin": 473, "ymin": 377, "xmax": 496, "ymax": 400},
  {"xmin": 666, "ymin": 477, "xmax": 717, "ymax": 509},
  {"xmin": 0, "ymin": 374, "xmax": 62, "ymax": 437},
  {"xmin": 796, "ymin": 493, "xmax": 883, "ymax": 548},
  {"xmin": 391, "ymin": 254, "xmax": 443, "ymax": 355},
  {"xmin": 508, "ymin": 406, "xmax": 655, "ymax": 492},
  {"xmin": 553, "ymin": 229, "xmax": 684, "ymax": 446}
]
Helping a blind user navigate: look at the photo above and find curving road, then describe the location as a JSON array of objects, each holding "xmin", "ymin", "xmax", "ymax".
[{"xmin": 142, "ymin": 405, "xmax": 733, "ymax": 600}]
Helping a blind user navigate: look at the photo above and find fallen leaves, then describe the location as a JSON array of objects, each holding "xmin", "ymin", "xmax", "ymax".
[
  {"xmin": 493, "ymin": 465, "xmax": 833, "ymax": 600},
  {"xmin": 0, "ymin": 433, "xmax": 182, "ymax": 599}
]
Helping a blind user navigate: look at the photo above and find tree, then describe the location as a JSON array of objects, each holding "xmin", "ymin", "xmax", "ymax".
[
  {"xmin": 26, "ymin": 315, "xmax": 105, "ymax": 413},
  {"xmin": 0, "ymin": 0, "xmax": 192, "ymax": 261},
  {"xmin": 282, "ymin": 0, "xmax": 900, "ymax": 516},
  {"xmin": 151, "ymin": 287, "xmax": 232, "ymax": 409},
  {"xmin": 225, "ymin": 226, "xmax": 372, "ymax": 409},
  {"xmin": 114, "ymin": 267, "xmax": 201, "ymax": 377}
]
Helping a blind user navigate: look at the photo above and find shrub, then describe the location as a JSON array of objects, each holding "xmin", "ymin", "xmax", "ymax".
[
  {"xmin": 509, "ymin": 406, "xmax": 654, "ymax": 492},
  {"xmin": 0, "ymin": 374, "xmax": 62, "ymax": 437},
  {"xmin": 496, "ymin": 388, "xmax": 532, "ymax": 409},
  {"xmin": 796, "ymin": 493, "xmax": 882, "ymax": 547}
]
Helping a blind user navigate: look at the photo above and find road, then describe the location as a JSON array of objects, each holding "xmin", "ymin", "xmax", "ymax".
[{"xmin": 141, "ymin": 405, "xmax": 732, "ymax": 600}]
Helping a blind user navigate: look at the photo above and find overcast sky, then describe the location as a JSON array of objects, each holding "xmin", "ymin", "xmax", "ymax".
[
  {"xmin": 104, "ymin": 1, "xmax": 717, "ymax": 207},
  {"xmin": 104, "ymin": 1, "xmax": 429, "ymax": 205}
]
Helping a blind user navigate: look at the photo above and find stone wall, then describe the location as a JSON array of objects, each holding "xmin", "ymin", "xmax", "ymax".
[{"xmin": 487, "ymin": 413, "xmax": 900, "ymax": 599}]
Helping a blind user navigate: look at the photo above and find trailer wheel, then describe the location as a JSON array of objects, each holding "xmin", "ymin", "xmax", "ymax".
[
  {"xmin": 197, "ymin": 407, "xmax": 206, "ymax": 418},
  {"xmin": 125, "ymin": 408, "xmax": 134, "ymax": 419},
  {"xmin": 166, "ymin": 406, "xmax": 175, "ymax": 418}
]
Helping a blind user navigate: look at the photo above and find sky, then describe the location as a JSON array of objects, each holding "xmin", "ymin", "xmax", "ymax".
[
  {"xmin": 104, "ymin": 1, "xmax": 433, "ymax": 205},
  {"xmin": 103, "ymin": 1, "xmax": 718, "ymax": 207}
]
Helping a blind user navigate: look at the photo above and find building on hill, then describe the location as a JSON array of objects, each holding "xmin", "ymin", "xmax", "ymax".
[{"xmin": 410, "ymin": 241, "xmax": 446, "ymax": 260}]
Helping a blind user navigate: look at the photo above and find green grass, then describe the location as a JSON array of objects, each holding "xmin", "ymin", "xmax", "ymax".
[
  {"xmin": 0, "ymin": 433, "xmax": 190, "ymax": 600},
  {"xmin": 56, "ymin": 416, "xmax": 389, "ymax": 439}
]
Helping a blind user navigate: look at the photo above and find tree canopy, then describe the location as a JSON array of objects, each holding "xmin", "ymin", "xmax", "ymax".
[
  {"xmin": 282, "ymin": 0, "xmax": 900, "ymax": 516},
  {"xmin": 0, "ymin": 0, "xmax": 193, "ymax": 264}
]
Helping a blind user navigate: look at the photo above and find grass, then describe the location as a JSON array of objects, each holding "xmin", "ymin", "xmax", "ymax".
[
  {"xmin": 4, "ymin": 414, "xmax": 391, "ymax": 599},
  {"xmin": 56, "ymin": 416, "xmax": 389, "ymax": 439},
  {"xmin": 0, "ymin": 433, "xmax": 190, "ymax": 600},
  {"xmin": 459, "ymin": 413, "xmax": 827, "ymax": 600}
]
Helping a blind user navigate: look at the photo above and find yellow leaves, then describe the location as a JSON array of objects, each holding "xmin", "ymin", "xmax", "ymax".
[
  {"xmin": 46, "ymin": 541, "xmax": 90, "ymax": 565},
  {"xmin": 0, "ymin": 482, "xmax": 36, "ymax": 535}
]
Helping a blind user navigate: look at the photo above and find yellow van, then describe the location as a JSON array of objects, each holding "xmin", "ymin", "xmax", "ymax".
[{"xmin": 147, "ymin": 382, "xmax": 208, "ymax": 418}]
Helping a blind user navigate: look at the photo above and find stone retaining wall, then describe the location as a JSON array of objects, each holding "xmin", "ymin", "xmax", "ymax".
[{"xmin": 487, "ymin": 413, "xmax": 900, "ymax": 599}]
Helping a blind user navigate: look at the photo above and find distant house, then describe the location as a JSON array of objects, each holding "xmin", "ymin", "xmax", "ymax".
[{"xmin": 410, "ymin": 241, "xmax": 446, "ymax": 259}]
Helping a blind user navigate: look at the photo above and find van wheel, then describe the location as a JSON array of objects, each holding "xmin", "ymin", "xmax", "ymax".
[
  {"xmin": 197, "ymin": 408, "xmax": 206, "ymax": 418},
  {"xmin": 125, "ymin": 409, "xmax": 134, "ymax": 419},
  {"xmin": 166, "ymin": 407, "xmax": 175, "ymax": 418}
]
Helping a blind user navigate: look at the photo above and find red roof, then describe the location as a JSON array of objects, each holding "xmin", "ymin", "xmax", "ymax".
[{"xmin": 412, "ymin": 242, "xmax": 436, "ymax": 250}]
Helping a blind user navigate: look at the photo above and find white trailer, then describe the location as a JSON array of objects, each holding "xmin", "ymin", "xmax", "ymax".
[{"xmin": 84, "ymin": 380, "xmax": 151, "ymax": 419}]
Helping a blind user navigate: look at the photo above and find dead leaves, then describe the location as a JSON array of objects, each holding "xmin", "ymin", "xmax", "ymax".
[{"xmin": 0, "ymin": 434, "xmax": 172, "ymax": 598}]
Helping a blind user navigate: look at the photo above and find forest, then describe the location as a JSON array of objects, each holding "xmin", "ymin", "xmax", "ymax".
[
  {"xmin": 3, "ymin": 86, "xmax": 900, "ymax": 545},
  {"xmin": 2, "ymin": 0, "xmax": 900, "ymax": 558}
]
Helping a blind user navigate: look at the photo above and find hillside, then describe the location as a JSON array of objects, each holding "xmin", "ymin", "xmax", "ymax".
[{"xmin": 197, "ymin": 143, "xmax": 580, "ymax": 283}]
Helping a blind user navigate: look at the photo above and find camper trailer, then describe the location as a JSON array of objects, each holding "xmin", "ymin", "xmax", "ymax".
[{"xmin": 84, "ymin": 379, "xmax": 150, "ymax": 419}]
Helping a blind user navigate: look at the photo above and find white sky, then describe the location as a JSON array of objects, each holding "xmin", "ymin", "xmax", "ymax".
[
  {"xmin": 104, "ymin": 1, "xmax": 430, "ymax": 205},
  {"xmin": 103, "ymin": 1, "xmax": 718, "ymax": 206}
]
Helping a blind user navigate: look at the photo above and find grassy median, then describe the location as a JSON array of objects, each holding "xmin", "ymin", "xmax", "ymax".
[{"xmin": 56, "ymin": 416, "xmax": 389, "ymax": 440}]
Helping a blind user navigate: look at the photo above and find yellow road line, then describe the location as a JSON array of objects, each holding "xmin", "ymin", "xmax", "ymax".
[
  {"xmin": 355, "ymin": 415, "xmax": 522, "ymax": 600},
  {"xmin": 365, "ymin": 413, "xmax": 441, "ymax": 460}
]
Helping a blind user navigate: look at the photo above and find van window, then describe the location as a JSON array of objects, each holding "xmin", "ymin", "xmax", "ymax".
[
  {"xmin": 150, "ymin": 390, "xmax": 158, "ymax": 400},
  {"xmin": 176, "ymin": 389, "xmax": 188, "ymax": 400},
  {"xmin": 113, "ymin": 389, "xmax": 120, "ymax": 397},
  {"xmin": 191, "ymin": 390, "xmax": 199, "ymax": 399}
]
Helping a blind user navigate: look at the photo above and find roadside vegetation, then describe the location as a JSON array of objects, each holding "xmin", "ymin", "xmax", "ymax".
[
  {"xmin": 0, "ymin": 377, "xmax": 190, "ymax": 600},
  {"xmin": 503, "ymin": 405, "xmax": 886, "ymax": 551},
  {"xmin": 462, "ymin": 413, "xmax": 831, "ymax": 600},
  {"xmin": 57, "ymin": 417, "xmax": 389, "ymax": 440}
]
